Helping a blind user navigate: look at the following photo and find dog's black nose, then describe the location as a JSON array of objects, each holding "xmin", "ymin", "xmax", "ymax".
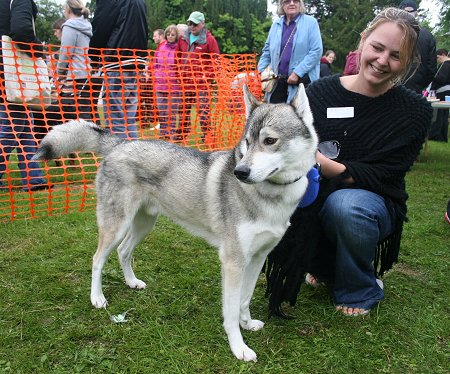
[{"xmin": 234, "ymin": 165, "xmax": 251, "ymax": 181}]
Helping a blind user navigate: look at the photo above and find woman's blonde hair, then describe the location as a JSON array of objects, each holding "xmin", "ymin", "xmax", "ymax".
[
  {"xmin": 277, "ymin": 0, "xmax": 306, "ymax": 16},
  {"xmin": 164, "ymin": 25, "xmax": 179, "ymax": 41},
  {"xmin": 358, "ymin": 7, "xmax": 420, "ymax": 85},
  {"xmin": 65, "ymin": 0, "xmax": 90, "ymax": 18}
]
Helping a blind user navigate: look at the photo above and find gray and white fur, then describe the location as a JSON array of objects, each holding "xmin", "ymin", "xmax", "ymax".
[{"xmin": 34, "ymin": 85, "xmax": 318, "ymax": 362}]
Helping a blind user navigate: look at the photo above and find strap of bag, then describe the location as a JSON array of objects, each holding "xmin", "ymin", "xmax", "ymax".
[{"xmin": 278, "ymin": 25, "xmax": 297, "ymax": 68}]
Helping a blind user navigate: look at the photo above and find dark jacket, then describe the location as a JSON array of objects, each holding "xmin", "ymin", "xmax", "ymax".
[
  {"xmin": 89, "ymin": 0, "xmax": 148, "ymax": 67},
  {"xmin": 319, "ymin": 57, "xmax": 332, "ymax": 77},
  {"xmin": 0, "ymin": 0, "xmax": 42, "ymax": 54},
  {"xmin": 403, "ymin": 27, "xmax": 437, "ymax": 93},
  {"xmin": 430, "ymin": 60, "xmax": 450, "ymax": 96}
]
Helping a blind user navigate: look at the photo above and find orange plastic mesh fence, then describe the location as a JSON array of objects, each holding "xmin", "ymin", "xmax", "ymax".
[{"xmin": 0, "ymin": 43, "xmax": 262, "ymax": 221}]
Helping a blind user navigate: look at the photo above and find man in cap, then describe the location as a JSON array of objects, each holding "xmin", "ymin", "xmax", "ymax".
[
  {"xmin": 177, "ymin": 11, "xmax": 220, "ymax": 143},
  {"xmin": 399, "ymin": 0, "xmax": 436, "ymax": 93}
]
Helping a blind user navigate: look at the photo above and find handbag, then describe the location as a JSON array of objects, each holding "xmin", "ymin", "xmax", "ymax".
[
  {"xmin": 261, "ymin": 65, "xmax": 277, "ymax": 93},
  {"xmin": 2, "ymin": 35, "xmax": 52, "ymax": 109}
]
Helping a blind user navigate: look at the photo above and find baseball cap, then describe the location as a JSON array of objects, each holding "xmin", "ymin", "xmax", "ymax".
[
  {"xmin": 187, "ymin": 11, "xmax": 205, "ymax": 24},
  {"xmin": 399, "ymin": 0, "xmax": 418, "ymax": 12}
]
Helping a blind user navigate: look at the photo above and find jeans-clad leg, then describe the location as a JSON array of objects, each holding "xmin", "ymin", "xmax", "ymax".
[
  {"xmin": 319, "ymin": 189, "xmax": 394, "ymax": 310},
  {"xmin": 0, "ymin": 105, "xmax": 46, "ymax": 187},
  {"xmin": 105, "ymin": 71, "xmax": 138, "ymax": 139}
]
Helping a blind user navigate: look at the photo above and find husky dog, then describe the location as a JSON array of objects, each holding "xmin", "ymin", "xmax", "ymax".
[{"xmin": 34, "ymin": 85, "xmax": 318, "ymax": 362}]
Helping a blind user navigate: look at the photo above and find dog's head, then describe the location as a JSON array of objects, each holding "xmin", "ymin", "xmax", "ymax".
[{"xmin": 234, "ymin": 85, "xmax": 318, "ymax": 185}]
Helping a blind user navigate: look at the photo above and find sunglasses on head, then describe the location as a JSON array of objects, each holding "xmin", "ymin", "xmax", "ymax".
[
  {"xmin": 188, "ymin": 21, "xmax": 199, "ymax": 26},
  {"xmin": 318, "ymin": 140, "xmax": 340, "ymax": 159}
]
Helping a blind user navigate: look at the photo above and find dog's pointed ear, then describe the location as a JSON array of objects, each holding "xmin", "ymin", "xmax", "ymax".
[
  {"xmin": 243, "ymin": 84, "xmax": 260, "ymax": 119},
  {"xmin": 291, "ymin": 84, "xmax": 313, "ymax": 125}
]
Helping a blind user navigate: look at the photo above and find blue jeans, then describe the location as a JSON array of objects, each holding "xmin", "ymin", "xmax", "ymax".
[
  {"xmin": 0, "ymin": 105, "xmax": 47, "ymax": 187},
  {"xmin": 155, "ymin": 91, "xmax": 181, "ymax": 136},
  {"xmin": 104, "ymin": 70, "xmax": 139, "ymax": 139},
  {"xmin": 319, "ymin": 189, "xmax": 394, "ymax": 310}
]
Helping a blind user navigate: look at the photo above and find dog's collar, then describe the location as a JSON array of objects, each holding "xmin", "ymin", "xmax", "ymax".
[{"xmin": 267, "ymin": 175, "xmax": 303, "ymax": 186}]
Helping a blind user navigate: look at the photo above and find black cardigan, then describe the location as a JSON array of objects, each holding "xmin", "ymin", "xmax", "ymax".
[{"xmin": 265, "ymin": 75, "xmax": 432, "ymax": 317}]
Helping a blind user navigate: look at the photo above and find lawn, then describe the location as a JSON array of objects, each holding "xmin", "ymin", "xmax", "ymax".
[{"xmin": 0, "ymin": 141, "xmax": 448, "ymax": 373}]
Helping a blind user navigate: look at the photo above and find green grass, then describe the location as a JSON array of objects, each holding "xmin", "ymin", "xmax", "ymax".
[{"xmin": 0, "ymin": 141, "xmax": 449, "ymax": 373}]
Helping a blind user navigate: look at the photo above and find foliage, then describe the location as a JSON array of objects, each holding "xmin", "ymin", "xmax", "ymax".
[
  {"xmin": 434, "ymin": 0, "xmax": 450, "ymax": 50},
  {"xmin": 35, "ymin": 0, "xmax": 64, "ymax": 45}
]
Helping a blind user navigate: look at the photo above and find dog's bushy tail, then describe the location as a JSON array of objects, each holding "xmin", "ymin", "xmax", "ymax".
[{"xmin": 33, "ymin": 120, "xmax": 122, "ymax": 161}]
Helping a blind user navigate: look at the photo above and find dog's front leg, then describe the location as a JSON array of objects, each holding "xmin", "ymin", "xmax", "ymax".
[
  {"xmin": 220, "ymin": 250, "xmax": 258, "ymax": 362},
  {"xmin": 239, "ymin": 251, "xmax": 268, "ymax": 331}
]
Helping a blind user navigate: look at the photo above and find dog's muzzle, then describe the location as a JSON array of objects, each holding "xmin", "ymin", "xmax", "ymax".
[{"xmin": 234, "ymin": 165, "xmax": 251, "ymax": 182}]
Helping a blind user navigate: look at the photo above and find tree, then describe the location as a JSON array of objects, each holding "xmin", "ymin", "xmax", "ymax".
[
  {"xmin": 35, "ymin": 0, "xmax": 64, "ymax": 45},
  {"xmin": 434, "ymin": 0, "xmax": 450, "ymax": 50}
]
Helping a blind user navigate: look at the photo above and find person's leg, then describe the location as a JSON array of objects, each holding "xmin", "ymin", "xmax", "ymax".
[
  {"xmin": 177, "ymin": 92, "xmax": 194, "ymax": 141},
  {"xmin": 155, "ymin": 91, "xmax": 169, "ymax": 137},
  {"xmin": 2, "ymin": 108, "xmax": 47, "ymax": 187},
  {"xmin": 105, "ymin": 71, "xmax": 129, "ymax": 139},
  {"xmin": 269, "ymin": 79, "xmax": 288, "ymax": 104},
  {"xmin": 0, "ymin": 106, "xmax": 17, "ymax": 184},
  {"xmin": 122, "ymin": 71, "xmax": 139, "ymax": 139},
  {"xmin": 319, "ymin": 189, "xmax": 394, "ymax": 314},
  {"xmin": 198, "ymin": 89, "xmax": 211, "ymax": 141},
  {"xmin": 76, "ymin": 79, "xmax": 95, "ymax": 122},
  {"xmin": 168, "ymin": 91, "xmax": 181, "ymax": 137},
  {"xmin": 429, "ymin": 108, "xmax": 449, "ymax": 142}
]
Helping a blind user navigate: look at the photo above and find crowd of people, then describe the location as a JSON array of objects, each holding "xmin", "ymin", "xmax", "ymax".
[{"xmin": 0, "ymin": 0, "xmax": 448, "ymax": 318}]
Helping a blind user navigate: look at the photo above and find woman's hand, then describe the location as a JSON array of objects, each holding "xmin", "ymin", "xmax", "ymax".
[
  {"xmin": 287, "ymin": 71, "xmax": 300, "ymax": 85},
  {"xmin": 316, "ymin": 150, "xmax": 353, "ymax": 183}
]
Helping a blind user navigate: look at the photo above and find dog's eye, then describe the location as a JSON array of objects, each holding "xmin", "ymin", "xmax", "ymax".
[
  {"xmin": 245, "ymin": 139, "xmax": 250, "ymax": 147},
  {"xmin": 263, "ymin": 137, "xmax": 277, "ymax": 145}
]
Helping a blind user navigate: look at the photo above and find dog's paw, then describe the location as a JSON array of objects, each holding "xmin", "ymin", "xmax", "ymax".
[
  {"xmin": 240, "ymin": 319, "xmax": 265, "ymax": 331},
  {"xmin": 231, "ymin": 343, "xmax": 258, "ymax": 362},
  {"xmin": 126, "ymin": 278, "xmax": 147, "ymax": 290},
  {"xmin": 91, "ymin": 293, "xmax": 108, "ymax": 309}
]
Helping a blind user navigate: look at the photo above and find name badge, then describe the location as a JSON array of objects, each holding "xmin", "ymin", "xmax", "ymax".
[{"xmin": 327, "ymin": 107, "xmax": 354, "ymax": 119}]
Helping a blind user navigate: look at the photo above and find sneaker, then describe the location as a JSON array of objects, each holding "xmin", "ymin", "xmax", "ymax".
[
  {"xmin": 22, "ymin": 183, "xmax": 53, "ymax": 192},
  {"xmin": 445, "ymin": 200, "xmax": 450, "ymax": 225}
]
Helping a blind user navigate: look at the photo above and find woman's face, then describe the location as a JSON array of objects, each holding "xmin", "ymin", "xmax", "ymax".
[
  {"xmin": 166, "ymin": 31, "xmax": 177, "ymax": 43},
  {"xmin": 63, "ymin": 6, "xmax": 70, "ymax": 19},
  {"xmin": 326, "ymin": 53, "xmax": 336, "ymax": 64},
  {"xmin": 54, "ymin": 28, "xmax": 62, "ymax": 41},
  {"xmin": 359, "ymin": 22, "xmax": 403, "ymax": 89},
  {"xmin": 282, "ymin": 0, "xmax": 301, "ymax": 18}
]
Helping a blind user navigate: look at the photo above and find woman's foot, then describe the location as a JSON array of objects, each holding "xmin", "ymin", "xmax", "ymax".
[{"xmin": 335, "ymin": 305, "xmax": 369, "ymax": 316}]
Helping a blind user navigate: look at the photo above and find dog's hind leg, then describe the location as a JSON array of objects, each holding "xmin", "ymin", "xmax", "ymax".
[
  {"xmin": 238, "ymin": 250, "xmax": 269, "ymax": 332},
  {"xmin": 220, "ymin": 247, "xmax": 258, "ymax": 362},
  {"xmin": 117, "ymin": 210, "xmax": 157, "ymax": 290}
]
